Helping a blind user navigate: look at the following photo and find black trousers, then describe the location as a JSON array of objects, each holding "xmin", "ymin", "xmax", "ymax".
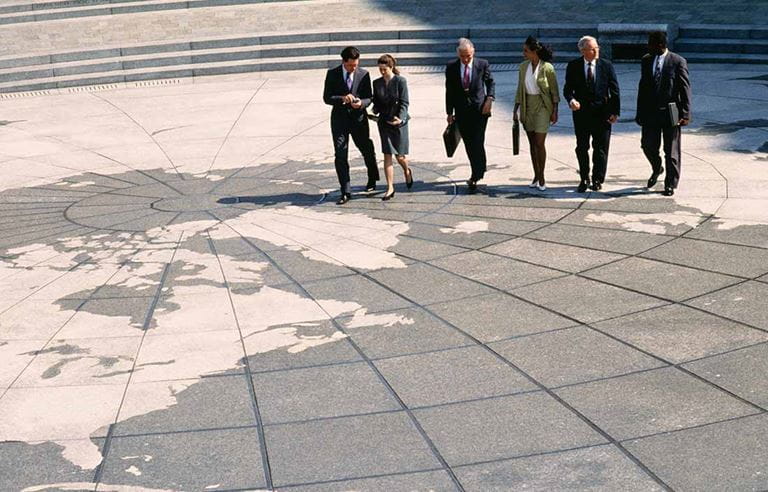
[
  {"xmin": 456, "ymin": 111, "xmax": 489, "ymax": 181},
  {"xmin": 641, "ymin": 124, "xmax": 681, "ymax": 189},
  {"xmin": 573, "ymin": 111, "xmax": 611, "ymax": 184},
  {"xmin": 331, "ymin": 115, "xmax": 379, "ymax": 194}
]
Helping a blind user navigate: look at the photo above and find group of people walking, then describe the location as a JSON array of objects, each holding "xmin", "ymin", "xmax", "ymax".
[{"xmin": 323, "ymin": 30, "xmax": 691, "ymax": 204}]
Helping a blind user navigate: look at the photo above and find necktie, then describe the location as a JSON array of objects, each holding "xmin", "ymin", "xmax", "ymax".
[
  {"xmin": 587, "ymin": 62, "xmax": 594, "ymax": 86},
  {"xmin": 653, "ymin": 57, "xmax": 662, "ymax": 87},
  {"xmin": 463, "ymin": 64, "xmax": 470, "ymax": 89},
  {"xmin": 346, "ymin": 71, "xmax": 353, "ymax": 91}
]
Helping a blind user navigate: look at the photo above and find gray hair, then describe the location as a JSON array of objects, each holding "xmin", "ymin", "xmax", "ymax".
[
  {"xmin": 457, "ymin": 37, "xmax": 475, "ymax": 53},
  {"xmin": 578, "ymin": 35, "xmax": 598, "ymax": 50}
]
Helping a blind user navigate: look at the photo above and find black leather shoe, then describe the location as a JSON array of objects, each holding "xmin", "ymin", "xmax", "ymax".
[
  {"xmin": 591, "ymin": 181, "xmax": 602, "ymax": 191},
  {"xmin": 466, "ymin": 179, "xmax": 477, "ymax": 193},
  {"xmin": 577, "ymin": 181, "xmax": 589, "ymax": 193},
  {"xmin": 406, "ymin": 168, "xmax": 414, "ymax": 189},
  {"xmin": 663, "ymin": 187, "xmax": 675, "ymax": 196},
  {"xmin": 647, "ymin": 167, "xmax": 664, "ymax": 189},
  {"xmin": 382, "ymin": 190, "xmax": 395, "ymax": 201},
  {"xmin": 365, "ymin": 180, "xmax": 376, "ymax": 192},
  {"xmin": 336, "ymin": 193, "xmax": 351, "ymax": 205}
]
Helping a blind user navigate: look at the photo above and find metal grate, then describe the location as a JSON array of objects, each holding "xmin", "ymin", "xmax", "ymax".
[{"xmin": 0, "ymin": 90, "xmax": 53, "ymax": 99}]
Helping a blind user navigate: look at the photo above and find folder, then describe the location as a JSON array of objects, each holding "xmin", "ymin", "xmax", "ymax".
[
  {"xmin": 667, "ymin": 102, "xmax": 680, "ymax": 127},
  {"xmin": 443, "ymin": 122, "xmax": 461, "ymax": 158}
]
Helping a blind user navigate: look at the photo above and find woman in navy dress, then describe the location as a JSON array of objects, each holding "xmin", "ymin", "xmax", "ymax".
[{"xmin": 372, "ymin": 54, "xmax": 413, "ymax": 200}]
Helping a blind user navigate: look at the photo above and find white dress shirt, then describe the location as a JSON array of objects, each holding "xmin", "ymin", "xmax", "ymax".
[{"xmin": 525, "ymin": 62, "xmax": 541, "ymax": 95}]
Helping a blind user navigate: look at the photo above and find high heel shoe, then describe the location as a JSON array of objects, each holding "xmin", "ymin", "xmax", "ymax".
[
  {"xmin": 528, "ymin": 179, "xmax": 538, "ymax": 188},
  {"xmin": 382, "ymin": 190, "xmax": 396, "ymax": 201},
  {"xmin": 406, "ymin": 168, "xmax": 414, "ymax": 189}
]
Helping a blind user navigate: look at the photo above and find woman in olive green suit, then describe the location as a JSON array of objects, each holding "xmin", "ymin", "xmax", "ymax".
[{"xmin": 514, "ymin": 36, "xmax": 560, "ymax": 191}]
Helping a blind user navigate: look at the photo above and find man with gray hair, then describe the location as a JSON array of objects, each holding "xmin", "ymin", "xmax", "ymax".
[
  {"xmin": 445, "ymin": 37, "xmax": 495, "ymax": 192},
  {"xmin": 563, "ymin": 35, "xmax": 620, "ymax": 192}
]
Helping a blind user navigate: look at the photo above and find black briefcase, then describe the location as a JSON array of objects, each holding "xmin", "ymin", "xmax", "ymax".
[
  {"xmin": 512, "ymin": 119, "xmax": 520, "ymax": 155},
  {"xmin": 443, "ymin": 122, "xmax": 462, "ymax": 158}
]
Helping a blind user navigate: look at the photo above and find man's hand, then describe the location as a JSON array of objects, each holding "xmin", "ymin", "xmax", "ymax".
[
  {"xmin": 447, "ymin": 114, "xmax": 455, "ymax": 124},
  {"xmin": 350, "ymin": 98, "xmax": 362, "ymax": 109},
  {"xmin": 679, "ymin": 118, "xmax": 690, "ymax": 126},
  {"xmin": 388, "ymin": 117, "xmax": 402, "ymax": 126},
  {"xmin": 569, "ymin": 99, "xmax": 581, "ymax": 111},
  {"xmin": 342, "ymin": 94, "xmax": 354, "ymax": 105},
  {"xmin": 481, "ymin": 98, "xmax": 493, "ymax": 116},
  {"xmin": 607, "ymin": 114, "xmax": 618, "ymax": 124}
]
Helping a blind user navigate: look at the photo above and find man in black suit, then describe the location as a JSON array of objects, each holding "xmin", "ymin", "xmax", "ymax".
[
  {"xmin": 445, "ymin": 38, "xmax": 495, "ymax": 192},
  {"xmin": 563, "ymin": 35, "xmax": 620, "ymax": 192},
  {"xmin": 636, "ymin": 31, "xmax": 692, "ymax": 196},
  {"xmin": 323, "ymin": 46, "xmax": 379, "ymax": 205}
]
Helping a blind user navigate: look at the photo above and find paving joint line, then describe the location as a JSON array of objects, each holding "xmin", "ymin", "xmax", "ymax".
[
  {"xmin": 207, "ymin": 231, "xmax": 274, "ymax": 490},
  {"xmin": 93, "ymin": 231, "xmax": 184, "ymax": 486}
]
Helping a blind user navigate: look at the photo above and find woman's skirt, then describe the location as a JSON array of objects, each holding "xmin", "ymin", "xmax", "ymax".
[
  {"xmin": 378, "ymin": 121, "xmax": 409, "ymax": 155},
  {"xmin": 523, "ymin": 93, "xmax": 551, "ymax": 134}
]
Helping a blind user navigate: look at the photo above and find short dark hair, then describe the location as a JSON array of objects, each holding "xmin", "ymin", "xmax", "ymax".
[
  {"xmin": 648, "ymin": 31, "xmax": 668, "ymax": 47},
  {"xmin": 341, "ymin": 46, "xmax": 360, "ymax": 61}
]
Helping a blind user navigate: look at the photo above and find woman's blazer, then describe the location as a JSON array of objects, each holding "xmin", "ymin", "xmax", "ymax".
[{"xmin": 515, "ymin": 60, "xmax": 560, "ymax": 121}]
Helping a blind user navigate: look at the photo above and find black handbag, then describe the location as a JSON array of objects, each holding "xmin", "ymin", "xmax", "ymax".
[{"xmin": 443, "ymin": 122, "xmax": 462, "ymax": 158}]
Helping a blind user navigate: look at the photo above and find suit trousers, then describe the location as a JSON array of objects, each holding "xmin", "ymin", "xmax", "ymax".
[
  {"xmin": 331, "ymin": 114, "xmax": 379, "ymax": 194},
  {"xmin": 457, "ymin": 111, "xmax": 489, "ymax": 181},
  {"xmin": 573, "ymin": 111, "xmax": 611, "ymax": 184},
  {"xmin": 641, "ymin": 124, "xmax": 681, "ymax": 189}
]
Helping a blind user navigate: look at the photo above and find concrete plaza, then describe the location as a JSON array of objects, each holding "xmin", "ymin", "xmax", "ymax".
[{"xmin": 1, "ymin": 62, "xmax": 768, "ymax": 490}]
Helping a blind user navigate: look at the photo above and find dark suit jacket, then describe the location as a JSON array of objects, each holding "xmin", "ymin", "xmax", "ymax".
[
  {"xmin": 445, "ymin": 57, "xmax": 495, "ymax": 117},
  {"xmin": 323, "ymin": 65, "xmax": 373, "ymax": 124},
  {"xmin": 636, "ymin": 51, "xmax": 691, "ymax": 127},
  {"xmin": 372, "ymin": 74, "xmax": 409, "ymax": 124},
  {"xmin": 563, "ymin": 57, "xmax": 620, "ymax": 117}
]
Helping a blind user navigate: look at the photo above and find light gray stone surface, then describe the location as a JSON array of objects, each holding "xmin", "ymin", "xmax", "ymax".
[{"xmin": 1, "ymin": 64, "xmax": 767, "ymax": 490}]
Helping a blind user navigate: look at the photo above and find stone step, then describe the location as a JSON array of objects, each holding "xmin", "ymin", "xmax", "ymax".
[
  {"xmin": 0, "ymin": 50, "xmax": 536, "ymax": 92},
  {"xmin": 678, "ymin": 24, "xmax": 768, "ymax": 40},
  {"xmin": 676, "ymin": 38, "xmax": 768, "ymax": 55},
  {"xmin": 0, "ymin": 0, "xmax": 304, "ymax": 25},
  {"xmin": 0, "ymin": 38, "xmax": 582, "ymax": 83},
  {"xmin": 678, "ymin": 52, "xmax": 768, "ymax": 64},
  {"xmin": 0, "ymin": 28, "xmax": 588, "ymax": 70}
]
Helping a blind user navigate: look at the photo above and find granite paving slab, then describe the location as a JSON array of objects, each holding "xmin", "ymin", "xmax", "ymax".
[
  {"xmin": 554, "ymin": 367, "xmax": 759, "ymax": 440},
  {"xmin": 413, "ymin": 392, "xmax": 607, "ymax": 466},
  {"xmin": 511, "ymin": 275, "xmax": 667, "ymax": 324},
  {"xmin": 374, "ymin": 345, "xmax": 537, "ymax": 407},
  {"xmin": 99, "ymin": 428, "xmax": 267, "ymax": 490},
  {"xmin": 454, "ymin": 444, "xmax": 663, "ymax": 491},
  {"xmin": 593, "ymin": 304, "xmax": 768, "ymax": 364},
  {"xmin": 265, "ymin": 412, "xmax": 441, "ymax": 486},
  {"xmin": 427, "ymin": 292, "xmax": 576, "ymax": 342},
  {"xmin": 624, "ymin": 414, "xmax": 768, "ymax": 492},
  {"xmin": 490, "ymin": 326, "xmax": 665, "ymax": 388},
  {"xmin": 582, "ymin": 256, "xmax": 742, "ymax": 301},
  {"xmin": 252, "ymin": 361, "xmax": 400, "ymax": 424}
]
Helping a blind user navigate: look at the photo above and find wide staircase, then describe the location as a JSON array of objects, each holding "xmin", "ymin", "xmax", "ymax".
[{"xmin": 0, "ymin": 0, "xmax": 765, "ymax": 94}]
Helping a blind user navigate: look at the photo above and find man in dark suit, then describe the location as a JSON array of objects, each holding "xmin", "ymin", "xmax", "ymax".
[
  {"xmin": 563, "ymin": 35, "xmax": 620, "ymax": 192},
  {"xmin": 636, "ymin": 31, "xmax": 692, "ymax": 196},
  {"xmin": 445, "ymin": 38, "xmax": 495, "ymax": 192},
  {"xmin": 323, "ymin": 46, "xmax": 379, "ymax": 205}
]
